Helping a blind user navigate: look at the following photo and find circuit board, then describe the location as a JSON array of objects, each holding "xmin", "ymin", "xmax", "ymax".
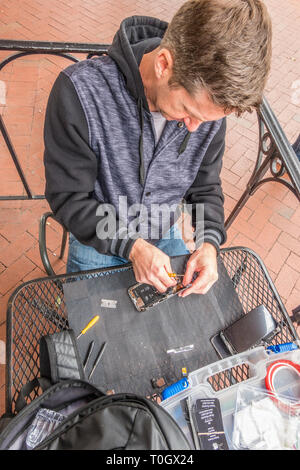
[
  {"xmin": 128, "ymin": 279, "xmax": 184, "ymax": 311},
  {"xmin": 127, "ymin": 271, "xmax": 200, "ymax": 312}
]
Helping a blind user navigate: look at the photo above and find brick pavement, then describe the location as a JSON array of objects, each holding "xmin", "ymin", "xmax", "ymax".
[{"xmin": 0, "ymin": 0, "xmax": 299, "ymax": 416}]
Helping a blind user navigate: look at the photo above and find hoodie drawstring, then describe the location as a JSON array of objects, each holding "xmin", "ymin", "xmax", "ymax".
[
  {"xmin": 138, "ymin": 97, "xmax": 145, "ymax": 186},
  {"xmin": 178, "ymin": 132, "xmax": 191, "ymax": 157}
]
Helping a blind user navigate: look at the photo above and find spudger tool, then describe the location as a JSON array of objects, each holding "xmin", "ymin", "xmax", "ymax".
[
  {"xmin": 88, "ymin": 341, "xmax": 107, "ymax": 380},
  {"xmin": 83, "ymin": 340, "xmax": 95, "ymax": 370}
]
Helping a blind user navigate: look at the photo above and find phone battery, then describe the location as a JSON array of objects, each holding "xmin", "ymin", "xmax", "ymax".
[{"xmin": 193, "ymin": 398, "xmax": 229, "ymax": 450}]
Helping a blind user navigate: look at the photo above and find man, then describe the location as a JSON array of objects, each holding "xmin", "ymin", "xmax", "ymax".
[{"xmin": 44, "ymin": 0, "xmax": 272, "ymax": 296}]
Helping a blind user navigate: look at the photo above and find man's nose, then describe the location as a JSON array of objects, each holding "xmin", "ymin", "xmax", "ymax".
[{"xmin": 183, "ymin": 117, "xmax": 202, "ymax": 132}]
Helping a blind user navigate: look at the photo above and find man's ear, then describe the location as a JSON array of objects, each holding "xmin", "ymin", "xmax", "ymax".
[{"xmin": 154, "ymin": 48, "xmax": 174, "ymax": 80}]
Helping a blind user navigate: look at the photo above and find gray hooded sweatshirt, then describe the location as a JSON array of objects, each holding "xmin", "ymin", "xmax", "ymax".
[{"xmin": 44, "ymin": 16, "xmax": 227, "ymax": 260}]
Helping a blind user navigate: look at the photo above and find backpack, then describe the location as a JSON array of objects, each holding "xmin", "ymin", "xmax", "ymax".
[{"xmin": 0, "ymin": 330, "xmax": 191, "ymax": 450}]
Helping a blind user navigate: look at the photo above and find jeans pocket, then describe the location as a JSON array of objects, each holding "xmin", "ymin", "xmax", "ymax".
[{"xmin": 68, "ymin": 233, "xmax": 77, "ymax": 247}]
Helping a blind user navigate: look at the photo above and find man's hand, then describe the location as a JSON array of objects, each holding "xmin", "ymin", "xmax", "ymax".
[
  {"xmin": 178, "ymin": 242, "xmax": 218, "ymax": 298},
  {"xmin": 129, "ymin": 238, "xmax": 177, "ymax": 293}
]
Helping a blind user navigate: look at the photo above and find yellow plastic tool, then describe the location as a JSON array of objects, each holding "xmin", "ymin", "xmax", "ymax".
[
  {"xmin": 168, "ymin": 272, "xmax": 184, "ymax": 278},
  {"xmin": 77, "ymin": 315, "xmax": 100, "ymax": 339}
]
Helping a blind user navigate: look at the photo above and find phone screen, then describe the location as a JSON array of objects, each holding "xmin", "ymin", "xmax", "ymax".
[{"xmin": 221, "ymin": 305, "xmax": 277, "ymax": 353}]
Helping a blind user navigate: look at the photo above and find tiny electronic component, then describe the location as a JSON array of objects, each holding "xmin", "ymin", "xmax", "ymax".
[
  {"xmin": 151, "ymin": 377, "xmax": 166, "ymax": 389},
  {"xmin": 181, "ymin": 367, "xmax": 188, "ymax": 377}
]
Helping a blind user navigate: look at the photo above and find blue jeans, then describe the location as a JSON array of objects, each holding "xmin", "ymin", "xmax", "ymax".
[{"xmin": 66, "ymin": 224, "xmax": 190, "ymax": 273}]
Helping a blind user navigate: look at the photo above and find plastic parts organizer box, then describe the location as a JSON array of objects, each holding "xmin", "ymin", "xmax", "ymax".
[{"xmin": 160, "ymin": 343, "xmax": 300, "ymax": 449}]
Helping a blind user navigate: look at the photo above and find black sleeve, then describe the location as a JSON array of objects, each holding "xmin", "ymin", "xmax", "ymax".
[
  {"xmin": 43, "ymin": 71, "xmax": 135, "ymax": 258},
  {"xmin": 184, "ymin": 118, "xmax": 227, "ymax": 252}
]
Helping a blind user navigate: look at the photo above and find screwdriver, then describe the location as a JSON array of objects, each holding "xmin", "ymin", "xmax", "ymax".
[
  {"xmin": 168, "ymin": 272, "xmax": 184, "ymax": 278},
  {"xmin": 88, "ymin": 341, "xmax": 107, "ymax": 380},
  {"xmin": 77, "ymin": 315, "xmax": 100, "ymax": 339}
]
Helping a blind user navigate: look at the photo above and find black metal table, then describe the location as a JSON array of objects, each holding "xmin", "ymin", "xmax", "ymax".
[{"xmin": 4, "ymin": 247, "xmax": 298, "ymax": 415}]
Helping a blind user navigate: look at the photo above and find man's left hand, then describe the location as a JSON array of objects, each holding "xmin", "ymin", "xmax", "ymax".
[{"xmin": 178, "ymin": 242, "xmax": 218, "ymax": 297}]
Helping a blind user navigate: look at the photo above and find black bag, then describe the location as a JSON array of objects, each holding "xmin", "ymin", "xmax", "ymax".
[{"xmin": 0, "ymin": 330, "xmax": 191, "ymax": 450}]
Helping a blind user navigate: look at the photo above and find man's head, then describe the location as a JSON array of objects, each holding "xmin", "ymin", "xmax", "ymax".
[
  {"xmin": 159, "ymin": 0, "xmax": 272, "ymax": 117},
  {"xmin": 143, "ymin": 47, "xmax": 232, "ymax": 132}
]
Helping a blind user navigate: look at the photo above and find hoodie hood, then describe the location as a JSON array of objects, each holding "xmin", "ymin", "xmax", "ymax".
[
  {"xmin": 108, "ymin": 16, "xmax": 168, "ymax": 112},
  {"xmin": 108, "ymin": 17, "xmax": 169, "ymax": 186}
]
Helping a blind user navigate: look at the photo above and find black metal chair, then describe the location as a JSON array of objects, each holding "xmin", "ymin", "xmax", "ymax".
[{"xmin": 38, "ymin": 212, "xmax": 68, "ymax": 277}]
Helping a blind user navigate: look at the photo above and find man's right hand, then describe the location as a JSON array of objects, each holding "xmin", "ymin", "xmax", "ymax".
[{"xmin": 129, "ymin": 238, "xmax": 177, "ymax": 293}]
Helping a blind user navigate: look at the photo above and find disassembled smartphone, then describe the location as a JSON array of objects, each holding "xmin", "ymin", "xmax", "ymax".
[{"xmin": 128, "ymin": 276, "xmax": 191, "ymax": 312}]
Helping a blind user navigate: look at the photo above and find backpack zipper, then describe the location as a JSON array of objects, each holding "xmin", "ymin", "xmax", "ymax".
[{"xmin": 35, "ymin": 396, "xmax": 169, "ymax": 449}]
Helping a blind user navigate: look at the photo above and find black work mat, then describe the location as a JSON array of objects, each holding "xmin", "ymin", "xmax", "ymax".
[{"xmin": 63, "ymin": 255, "xmax": 244, "ymax": 396}]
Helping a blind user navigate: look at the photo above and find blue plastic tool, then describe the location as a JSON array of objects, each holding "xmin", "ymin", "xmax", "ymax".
[
  {"xmin": 161, "ymin": 378, "xmax": 189, "ymax": 400},
  {"xmin": 267, "ymin": 342, "xmax": 298, "ymax": 354}
]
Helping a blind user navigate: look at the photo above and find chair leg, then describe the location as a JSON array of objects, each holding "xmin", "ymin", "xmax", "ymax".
[
  {"xmin": 59, "ymin": 228, "xmax": 68, "ymax": 260},
  {"xmin": 39, "ymin": 212, "xmax": 68, "ymax": 276}
]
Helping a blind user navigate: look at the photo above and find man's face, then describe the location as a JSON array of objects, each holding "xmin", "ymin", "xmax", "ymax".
[
  {"xmin": 151, "ymin": 81, "xmax": 229, "ymax": 132},
  {"xmin": 142, "ymin": 47, "xmax": 231, "ymax": 132}
]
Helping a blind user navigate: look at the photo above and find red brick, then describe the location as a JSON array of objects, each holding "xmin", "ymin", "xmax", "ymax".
[
  {"xmin": 222, "ymin": 153, "xmax": 235, "ymax": 170},
  {"xmin": 290, "ymin": 206, "xmax": 300, "ymax": 227},
  {"xmin": 286, "ymin": 252, "xmax": 300, "ymax": 273},
  {"xmin": 22, "ymin": 266, "xmax": 47, "ymax": 283},
  {"xmin": 223, "ymin": 226, "xmax": 238, "ymax": 247},
  {"xmin": 282, "ymin": 190, "xmax": 300, "ymax": 211},
  {"xmin": 264, "ymin": 241, "xmax": 290, "ymax": 274},
  {"xmin": 0, "ymin": 235, "xmax": 9, "ymax": 252},
  {"xmin": 0, "ymin": 255, "xmax": 35, "ymax": 295},
  {"xmin": 24, "ymin": 244, "xmax": 45, "ymax": 269},
  {"xmin": 10, "ymin": 63, "xmax": 39, "ymax": 83},
  {"xmin": 263, "ymin": 194, "xmax": 295, "ymax": 220},
  {"xmin": 220, "ymin": 167, "xmax": 240, "ymax": 185},
  {"xmin": 278, "ymin": 232, "xmax": 300, "ymax": 257},
  {"xmin": 231, "ymin": 157, "xmax": 253, "ymax": 178},
  {"xmin": 231, "ymin": 219, "xmax": 261, "ymax": 241},
  {"xmin": 295, "ymin": 276, "xmax": 300, "ymax": 292},
  {"xmin": 25, "ymin": 243, "xmax": 66, "ymax": 275},
  {"xmin": 262, "ymin": 181, "xmax": 289, "ymax": 202},
  {"xmin": 275, "ymin": 264, "xmax": 299, "ymax": 299},
  {"xmin": 227, "ymin": 140, "xmax": 248, "ymax": 162},
  {"xmin": 269, "ymin": 213, "xmax": 300, "ymax": 239},
  {"xmin": 0, "ymin": 231, "xmax": 36, "ymax": 267},
  {"xmin": 247, "ymin": 204, "xmax": 274, "ymax": 231},
  {"xmin": 222, "ymin": 179, "xmax": 243, "ymax": 202},
  {"xmin": 255, "ymin": 222, "xmax": 281, "ymax": 252},
  {"xmin": 229, "ymin": 232, "xmax": 268, "ymax": 260}
]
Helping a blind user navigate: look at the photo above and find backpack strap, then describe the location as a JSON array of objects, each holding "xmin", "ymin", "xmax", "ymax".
[
  {"xmin": 39, "ymin": 329, "xmax": 85, "ymax": 384},
  {"xmin": 15, "ymin": 330, "xmax": 85, "ymax": 414},
  {"xmin": 15, "ymin": 377, "xmax": 52, "ymax": 413}
]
